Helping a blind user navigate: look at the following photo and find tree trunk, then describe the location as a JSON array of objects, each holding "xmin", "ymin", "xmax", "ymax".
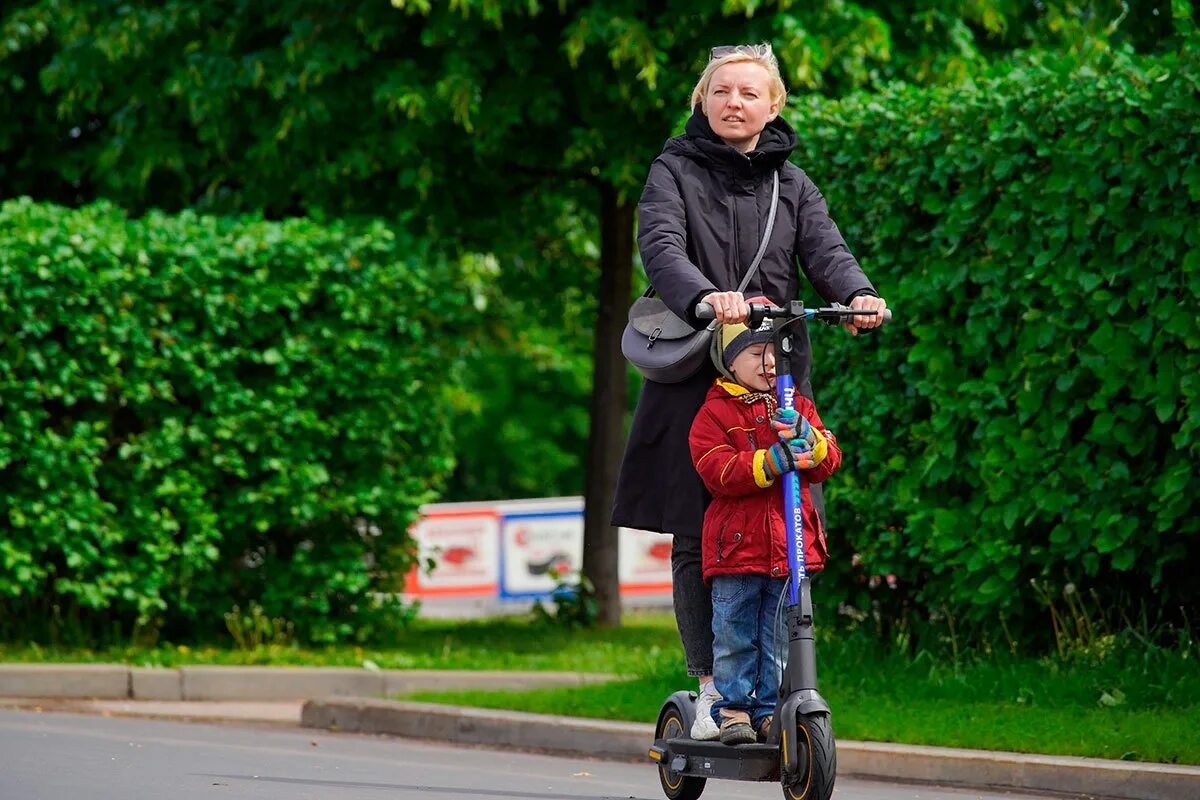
[{"xmin": 582, "ymin": 183, "xmax": 633, "ymax": 628}]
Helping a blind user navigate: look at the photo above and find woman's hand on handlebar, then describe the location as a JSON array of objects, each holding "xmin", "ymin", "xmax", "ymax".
[
  {"xmin": 845, "ymin": 294, "xmax": 888, "ymax": 336},
  {"xmin": 700, "ymin": 291, "xmax": 749, "ymax": 324}
]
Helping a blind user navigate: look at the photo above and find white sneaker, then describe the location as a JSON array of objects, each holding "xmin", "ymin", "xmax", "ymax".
[{"xmin": 690, "ymin": 689, "xmax": 721, "ymax": 740}]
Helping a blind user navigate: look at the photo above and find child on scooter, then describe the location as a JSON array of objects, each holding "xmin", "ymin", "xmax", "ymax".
[{"xmin": 688, "ymin": 299, "xmax": 842, "ymax": 745}]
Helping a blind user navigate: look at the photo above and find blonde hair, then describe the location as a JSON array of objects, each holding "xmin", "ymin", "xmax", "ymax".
[{"xmin": 690, "ymin": 44, "xmax": 787, "ymax": 112}]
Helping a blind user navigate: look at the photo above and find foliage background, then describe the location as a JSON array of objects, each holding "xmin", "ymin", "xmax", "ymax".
[
  {"xmin": 0, "ymin": 199, "xmax": 487, "ymax": 642},
  {"xmin": 786, "ymin": 47, "xmax": 1200, "ymax": 642},
  {"xmin": 0, "ymin": 1, "xmax": 1196, "ymax": 645}
]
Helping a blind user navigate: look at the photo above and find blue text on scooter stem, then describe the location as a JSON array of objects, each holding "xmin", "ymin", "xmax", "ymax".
[{"xmin": 777, "ymin": 374, "xmax": 806, "ymax": 607}]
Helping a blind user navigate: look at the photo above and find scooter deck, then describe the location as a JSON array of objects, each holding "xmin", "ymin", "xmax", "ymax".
[{"xmin": 648, "ymin": 736, "xmax": 779, "ymax": 782}]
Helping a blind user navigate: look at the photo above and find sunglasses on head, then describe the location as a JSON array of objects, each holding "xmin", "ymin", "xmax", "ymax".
[{"xmin": 710, "ymin": 43, "xmax": 772, "ymax": 61}]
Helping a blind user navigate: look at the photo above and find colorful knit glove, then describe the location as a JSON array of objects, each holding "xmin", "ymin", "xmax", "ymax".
[
  {"xmin": 789, "ymin": 426, "xmax": 828, "ymax": 470},
  {"xmin": 771, "ymin": 409, "xmax": 815, "ymax": 447},
  {"xmin": 763, "ymin": 440, "xmax": 798, "ymax": 479},
  {"xmin": 770, "ymin": 408, "xmax": 801, "ymax": 440}
]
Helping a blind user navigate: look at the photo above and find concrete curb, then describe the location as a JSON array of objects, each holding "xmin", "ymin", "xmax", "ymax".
[
  {"xmin": 303, "ymin": 697, "xmax": 647, "ymax": 761},
  {"xmin": 0, "ymin": 664, "xmax": 613, "ymax": 701},
  {"xmin": 0, "ymin": 697, "xmax": 303, "ymax": 727},
  {"xmin": 300, "ymin": 697, "xmax": 1200, "ymax": 800},
  {"xmin": 0, "ymin": 664, "xmax": 129, "ymax": 699},
  {"xmin": 839, "ymin": 740, "xmax": 1200, "ymax": 800}
]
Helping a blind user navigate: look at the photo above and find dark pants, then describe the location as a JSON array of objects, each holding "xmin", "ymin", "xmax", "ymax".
[{"xmin": 671, "ymin": 534, "xmax": 713, "ymax": 678}]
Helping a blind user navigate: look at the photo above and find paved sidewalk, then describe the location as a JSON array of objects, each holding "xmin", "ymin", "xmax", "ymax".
[
  {"xmin": 0, "ymin": 663, "xmax": 613, "ymax": 701},
  {"xmin": 0, "ymin": 696, "xmax": 302, "ymax": 725}
]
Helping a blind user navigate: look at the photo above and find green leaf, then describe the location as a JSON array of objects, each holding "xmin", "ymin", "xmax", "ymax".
[
  {"xmin": 1110, "ymin": 549, "xmax": 1136, "ymax": 571},
  {"xmin": 1094, "ymin": 526, "xmax": 1128, "ymax": 554}
]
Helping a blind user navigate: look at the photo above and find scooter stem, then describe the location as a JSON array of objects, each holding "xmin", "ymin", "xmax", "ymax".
[
  {"xmin": 785, "ymin": 579, "xmax": 819, "ymax": 692},
  {"xmin": 774, "ymin": 311, "xmax": 818, "ymax": 694}
]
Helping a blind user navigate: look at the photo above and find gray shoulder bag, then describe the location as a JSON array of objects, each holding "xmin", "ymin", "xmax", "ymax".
[{"xmin": 621, "ymin": 170, "xmax": 780, "ymax": 384}]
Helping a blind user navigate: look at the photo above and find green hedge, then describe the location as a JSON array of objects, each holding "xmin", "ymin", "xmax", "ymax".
[
  {"xmin": 784, "ymin": 47, "xmax": 1200, "ymax": 640},
  {"xmin": 0, "ymin": 199, "xmax": 483, "ymax": 643}
]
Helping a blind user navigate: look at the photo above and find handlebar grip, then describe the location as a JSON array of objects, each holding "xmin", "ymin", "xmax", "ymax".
[
  {"xmin": 881, "ymin": 308, "xmax": 892, "ymax": 323},
  {"xmin": 694, "ymin": 303, "xmax": 771, "ymax": 323}
]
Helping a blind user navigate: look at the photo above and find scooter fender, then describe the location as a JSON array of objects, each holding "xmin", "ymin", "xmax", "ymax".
[
  {"xmin": 655, "ymin": 689, "xmax": 699, "ymax": 739},
  {"xmin": 778, "ymin": 689, "xmax": 830, "ymax": 780}
]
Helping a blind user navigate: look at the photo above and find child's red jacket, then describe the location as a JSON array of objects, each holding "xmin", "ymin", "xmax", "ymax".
[{"xmin": 688, "ymin": 379, "xmax": 842, "ymax": 584}]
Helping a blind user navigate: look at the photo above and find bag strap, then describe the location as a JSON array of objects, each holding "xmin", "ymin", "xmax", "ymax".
[{"xmin": 641, "ymin": 169, "xmax": 780, "ymax": 300}]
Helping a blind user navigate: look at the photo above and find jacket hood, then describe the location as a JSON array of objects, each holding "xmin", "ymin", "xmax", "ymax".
[
  {"xmin": 707, "ymin": 378, "xmax": 749, "ymax": 402},
  {"xmin": 663, "ymin": 106, "xmax": 796, "ymax": 174}
]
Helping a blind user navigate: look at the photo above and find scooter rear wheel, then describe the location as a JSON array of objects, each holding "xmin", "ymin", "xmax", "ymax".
[
  {"xmin": 781, "ymin": 712, "xmax": 836, "ymax": 800},
  {"xmin": 655, "ymin": 705, "xmax": 705, "ymax": 800}
]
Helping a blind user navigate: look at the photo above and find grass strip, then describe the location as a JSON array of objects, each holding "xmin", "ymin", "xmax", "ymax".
[{"xmin": 402, "ymin": 675, "xmax": 1200, "ymax": 765}]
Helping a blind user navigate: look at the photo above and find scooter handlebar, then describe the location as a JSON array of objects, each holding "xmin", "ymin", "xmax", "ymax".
[{"xmin": 694, "ymin": 302, "xmax": 893, "ymax": 324}]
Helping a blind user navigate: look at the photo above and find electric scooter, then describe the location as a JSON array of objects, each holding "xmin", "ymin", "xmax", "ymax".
[{"xmin": 647, "ymin": 300, "xmax": 890, "ymax": 800}]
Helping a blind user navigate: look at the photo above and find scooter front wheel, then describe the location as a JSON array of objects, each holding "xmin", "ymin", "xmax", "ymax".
[
  {"xmin": 781, "ymin": 712, "xmax": 836, "ymax": 800},
  {"xmin": 655, "ymin": 705, "xmax": 706, "ymax": 800}
]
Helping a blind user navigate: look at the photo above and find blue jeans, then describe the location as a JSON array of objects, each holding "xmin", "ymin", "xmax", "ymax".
[{"xmin": 710, "ymin": 574, "xmax": 785, "ymax": 728}]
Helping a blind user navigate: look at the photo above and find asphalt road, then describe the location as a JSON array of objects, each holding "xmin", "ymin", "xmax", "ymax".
[{"xmin": 0, "ymin": 709, "xmax": 1060, "ymax": 800}]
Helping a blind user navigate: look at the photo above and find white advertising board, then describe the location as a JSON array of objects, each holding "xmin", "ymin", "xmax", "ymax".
[
  {"xmin": 409, "ymin": 512, "xmax": 499, "ymax": 596},
  {"xmin": 618, "ymin": 527, "xmax": 674, "ymax": 592},
  {"xmin": 499, "ymin": 511, "xmax": 584, "ymax": 598}
]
